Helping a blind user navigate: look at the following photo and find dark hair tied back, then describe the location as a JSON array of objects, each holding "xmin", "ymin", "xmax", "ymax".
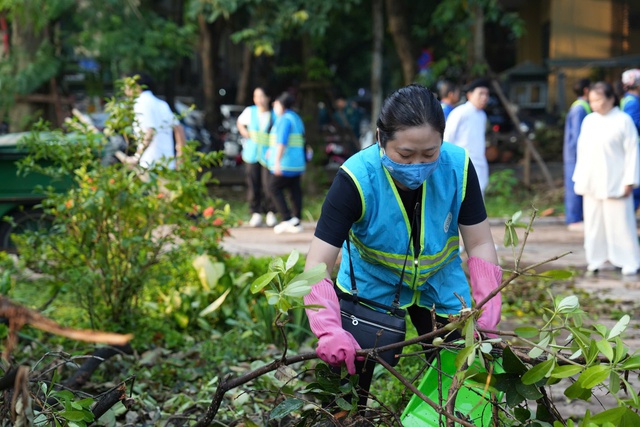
[
  {"xmin": 376, "ymin": 84, "xmax": 445, "ymax": 147},
  {"xmin": 276, "ymin": 92, "xmax": 295, "ymax": 110}
]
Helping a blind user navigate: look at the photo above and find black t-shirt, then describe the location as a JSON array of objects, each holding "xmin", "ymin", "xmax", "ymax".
[{"xmin": 315, "ymin": 160, "xmax": 487, "ymax": 248}]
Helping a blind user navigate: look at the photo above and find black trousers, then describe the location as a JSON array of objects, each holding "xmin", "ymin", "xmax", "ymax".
[
  {"xmin": 269, "ymin": 174, "xmax": 302, "ymax": 221},
  {"xmin": 245, "ymin": 162, "xmax": 275, "ymax": 214},
  {"xmin": 260, "ymin": 165, "xmax": 275, "ymax": 213},
  {"xmin": 334, "ymin": 305, "xmax": 461, "ymax": 409}
]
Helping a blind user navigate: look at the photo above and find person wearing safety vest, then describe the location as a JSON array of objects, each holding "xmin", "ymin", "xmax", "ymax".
[
  {"xmin": 267, "ymin": 92, "xmax": 306, "ymax": 234},
  {"xmin": 620, "ymin": 69, "xmax": 640, "ymax": 211},
  {"xmin": 437, "ymin": 79, "xmax": 460, "ymax": 121},
  {"xmin": 563, "ymin": 78, "xmax": 591, "ymax": 232},
  {"xmin": 303, "ymin": 84, "xmax": 502, "ymax": 409},
  {"xmin": 237, "ymin": 87, "xmax": 278, "ymax": 228}
]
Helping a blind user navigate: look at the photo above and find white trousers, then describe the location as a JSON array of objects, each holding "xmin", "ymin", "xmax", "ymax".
[{"xmin": 583, "ymin": 195, "xmax": 640, "ymax": 274}]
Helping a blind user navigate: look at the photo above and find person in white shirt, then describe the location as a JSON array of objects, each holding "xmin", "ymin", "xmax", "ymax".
[
  {"xmin": 237, "ymin": 87, "xmax": 277, "ymax": 228},
  {"xmin": 126, "ymin": 73, "xmax": 185, "ymax": 169},
  {"xmin": 572, "ymin": 81, "xmax": 640, "ymax": 275},
  {"xmin": 443, "ymin": 78, "xmax": 490, "ymax": 195}
]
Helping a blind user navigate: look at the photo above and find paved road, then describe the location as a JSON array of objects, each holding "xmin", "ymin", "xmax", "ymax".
[{"xmin": 222, "ymin": 215, "xmax": 640, "ymax": 317}]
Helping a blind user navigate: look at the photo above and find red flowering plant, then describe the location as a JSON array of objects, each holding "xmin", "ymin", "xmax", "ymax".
[{"xmin": 12, "ymin": 77, "xmax": 232, "ymax": 335}]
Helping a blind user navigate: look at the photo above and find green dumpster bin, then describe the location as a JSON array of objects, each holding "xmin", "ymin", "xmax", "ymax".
[
  {"xmin": 0, "ymin": 132, "xmax": 72, "ymax": 250},
  {"xmin": 401, "ymin": 348, "xmax": 504, "ymax": 426}
]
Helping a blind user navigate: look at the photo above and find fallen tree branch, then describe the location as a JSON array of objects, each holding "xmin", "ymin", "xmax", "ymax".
[{"xmin": 0, "ymin": 296, "xmax": 133, "ymax": 361}]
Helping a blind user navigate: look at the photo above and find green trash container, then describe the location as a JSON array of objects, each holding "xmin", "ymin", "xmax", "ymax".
[
  {"xmin": 401, "ymin": 348, "xmax": 504, "ymax": 426},
  {"xmin": 0, "ymin": 132, "xmax": 72, "ymax": 250}
]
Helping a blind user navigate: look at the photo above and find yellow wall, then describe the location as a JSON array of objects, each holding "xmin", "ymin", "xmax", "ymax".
[{"xmin": 549, "ymin": 0, "xmax": 614, "ymax": 111}]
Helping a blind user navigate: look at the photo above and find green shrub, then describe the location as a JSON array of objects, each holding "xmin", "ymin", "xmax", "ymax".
[{"xmin": 12, "ymin": 77, "xmax": 229, "ymax": 337}]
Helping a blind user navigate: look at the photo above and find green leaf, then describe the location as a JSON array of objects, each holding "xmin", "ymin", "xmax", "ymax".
[
  {"xmin": 265, "ymin": 290, "xmax": 279, "ymax": 305},
  {"xmin": 515, "ymin": 382, "xmax": 543, "ymax": 400},
  {"xmin": 192, "ymin": 255, "xmax": 225, "ymax": 291},
  {"xmin": 564, "ymin": 381, "xmax": 591, "ymax": 400},
  {"xmin": 610, "ymin": 370, "xmax": 620, "ymax": 394},
  {"xmin": 596, "ymin": 339, "xmax": 614, "ymax": 362},
  {"xmin": 620, "ymin": 355, "xmax": 640, "ymax": 370},
  {"xmin": 556, "ymin": 295, "xmax": 580, "ymax": 313},
  {"xmin": 608, "ymin": 314, "xmax": 630, "ymax": 339},
  {"xmin": 514, "ymin": 407, "xmax": 531, "ymax": 422},
  {"xmin": 521, "ymin": 359, "xmax": 555, "ymax": 385},
  {"xmin": 588, "ymin": 407, "xmax": 628, "ymax": 424},
  {"xmin": 282, "ymin": 280, "xmax": 311, "ymax": 298},
  {"xmin": 250, "ymin": 272, "xmax": 278, "ymax": 294},
  {"xmin": 285, "ymin": 250, "xmax": 299, "ymax": 271},
  {"xmin": 614, "ymin": 337, "xmax": 628, "ymax": 363},
  {"xmin": 59, "ymin": 410, "xmax": 86, "ymax": 421},
  {"xmin": 528, "ymin": 334, "xmax": 550, "ymax": 359},
  {"xmin": 502, "ymin": 346, "xmax": 527, "ymax": 374},
  {"xmin": 289, "ymin": 263, "xmax": 327, "ymax": 286},
  {"xmin": 270, "ymin": 398, "xmax": 304, "ymax": 420},
  {"xmin": 270, "ymin": 257, "xmax": 285, "ymax": 272},
  {"xmin": 577, "ymin": 365, "xmax": 610, "ymax": 389},
  {"xmin": 514, "ymin": 326, "xmax": 539, "ymax": 338},
  {"xmin": 505, "ymin": 382, "xmax": 525, "ymax": 407},
  {"xmin": 539, "ymin": 270, "xmax": 574, "ymax": 280},
  {"xmin": 336, "ymin": 397, "xmax": 354, "ymax": 411},
  {"xmin": 454, "ymin": 346, "xmax": 475, "ymax": 370},
  {"xmin": 199, "ymin": 288, "xmax": 231, "ymax": 317},
  {"xmin": 549, "ymin": 365, "xmax": 583, "ymax": 379}
]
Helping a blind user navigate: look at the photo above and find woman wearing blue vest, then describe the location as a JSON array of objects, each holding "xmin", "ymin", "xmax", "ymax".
[
  {"xmin": 237, "ymin": 87, "xmax": 278, "ymax": 227},
  {"xmin": 303, "ymin": 84, "xmax": 502, "ymax": 407},
  {"xmin": 268, "ymin": 92, "xmax": 307, "ymax": 234}
]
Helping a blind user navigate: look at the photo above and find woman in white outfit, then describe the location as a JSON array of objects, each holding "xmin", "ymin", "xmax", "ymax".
[{"xmin": 572, "ymin": 81, "xmax": 640, "ymax": 275}]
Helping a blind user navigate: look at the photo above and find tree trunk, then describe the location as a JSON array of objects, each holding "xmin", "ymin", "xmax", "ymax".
[
  {"xmin": 198, "ymin": 15, "xmax": 223, "ymax": 133},
  {"xmin": 471, "ymin": 2, "xmax": 485, "ymax": 71},
  {"xmin": 371, "ymin": 0, "xmax": 384, "ymax": 137},
  {"xmin": 9, "ymin": 15, "xmax": 42, "ymax": 132},
  {"xmin": 385, "ymin": 0, "xmax": 415, "ymax": 85},
  {"xmin": 235, "ymin": 43, "xmax": 252, "ymax": 105}
]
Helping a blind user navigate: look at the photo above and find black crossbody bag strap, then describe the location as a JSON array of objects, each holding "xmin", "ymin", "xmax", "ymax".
[{"xmin": 344, "ymin": 201, "xmax": 420, "ymax": 318}]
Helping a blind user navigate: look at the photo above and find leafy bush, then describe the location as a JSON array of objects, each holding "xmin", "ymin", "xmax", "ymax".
[{"xmin": 12, "ymin": 77, "xmax": 229, "ymax": 337}]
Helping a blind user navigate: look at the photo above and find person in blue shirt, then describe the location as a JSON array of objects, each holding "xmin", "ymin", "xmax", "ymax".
[
  {"xmin": 621, "ymin": 69, "xmax": 640, "ymax": 210},
  {"xmin": 268, "ymin": 92, "xmax": 306, "ymax": 234},
  {"xmin": 563, "ymin": 78, "xmax": 591, "ymax": 231},
  {"xmin": 437, "ymin": 79, "xmax": 460, "ymax": 120}
]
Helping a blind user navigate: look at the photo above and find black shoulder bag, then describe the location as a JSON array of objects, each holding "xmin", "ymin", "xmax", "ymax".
[{"xmin": 338, "ymin": 203, "xmax": 419, "ymax": 366}]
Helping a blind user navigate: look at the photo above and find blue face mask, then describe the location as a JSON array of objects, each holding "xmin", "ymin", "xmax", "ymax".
[{"xmin": 380, "ymin": 148, "xmax": 440, "ymax": 190}]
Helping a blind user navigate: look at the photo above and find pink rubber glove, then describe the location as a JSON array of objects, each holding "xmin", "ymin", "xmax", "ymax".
[
  {"xmin": 468, "ymin": 256, "xmax": 503, "ymax": 336},
  {"xmin": 304, "ymin": 278, "xmax": 361, "ymax": 375}
]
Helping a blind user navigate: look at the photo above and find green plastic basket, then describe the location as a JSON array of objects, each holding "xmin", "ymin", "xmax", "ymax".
[{"xmin": 401, "ymin": 349, "xmax": 504, "ymax": 426}]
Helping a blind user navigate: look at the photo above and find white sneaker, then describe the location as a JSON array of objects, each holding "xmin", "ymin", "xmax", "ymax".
[
  {"xmin": 265, "ymin": 211, "xmax": 278, "ymax": 227},
  {"xmin": 248, "ymin": 212, "xmax": 263, "ymax": 227},
  {"xmin": 274, "ymin": 217, "xmax": 302, "ymax": 234}
]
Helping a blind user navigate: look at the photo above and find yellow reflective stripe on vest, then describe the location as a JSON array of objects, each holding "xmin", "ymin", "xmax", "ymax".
[
  {"xmin": 350, "ymin": 232, "xmax": 459, "ymax": 283},
  {"xmin": 287, "ymin": 134, "xmax": 305, "ymax": 147},
  {"xmin": 461, "ymin": 151, "xmax": 469, "ymax": 202},
  {"xmin": 340, "ymin": 166, "xmax": 366, "ymax": 222},
  {"xmin": 571, "ymin": 99, "xmax": 592, "ymax": 114},
  {"xmin": 248, "ymin": 130, "xmax": 270, "ymax": 146}
]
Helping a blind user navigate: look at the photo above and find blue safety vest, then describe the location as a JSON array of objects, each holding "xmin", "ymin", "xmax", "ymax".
[
  {"xmin": 268, "ymin": 111, "xmax": 306, "ymax": 174},
  {"xmin": 571, "ymin": 99, "xmax": 592, "ymax": 115},
  {"xmin": 242, "ymin": 106, "xmax": 274, "ymax": 165},
  {"xmin": 336, "ymin": 143, "xmax": 470, "ymax": 315}
]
